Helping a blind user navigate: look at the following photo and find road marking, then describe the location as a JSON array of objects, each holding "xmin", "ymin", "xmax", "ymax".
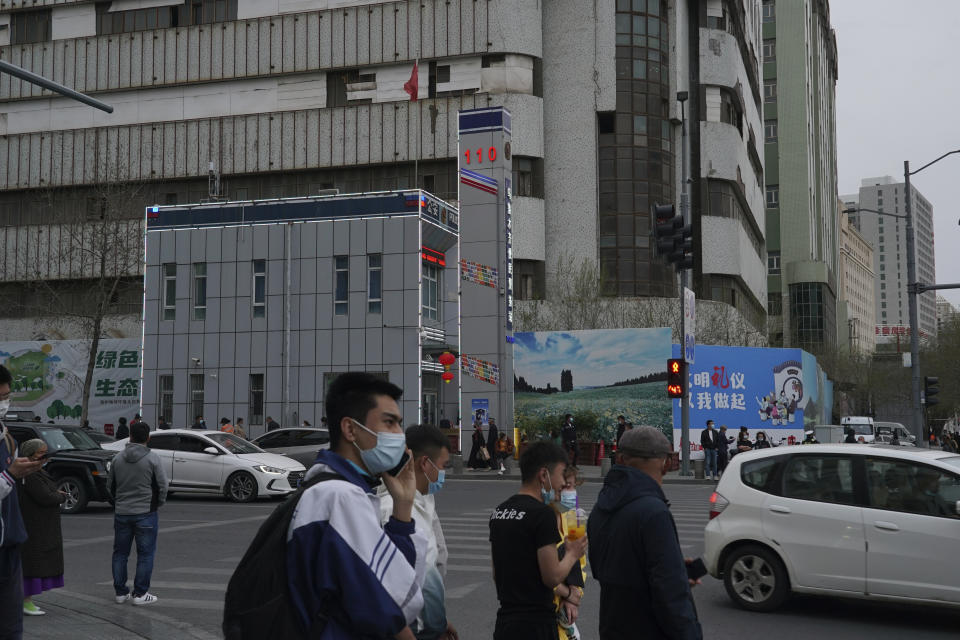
[
  {"xmin": 99, "ymin": 580, "xmax": 225, "ymax": 592},
  {"xmin": 443, "ymin": 534, "xmax": 490, "ymax": 541},
  {"xmin": 445, "ymin": 582, "xmax": 484, "ymax": 599},
  {"xmin": 163, "ymin": 567, "xmax": 235, "ymax": 576},
  {"xmin": 443, "ymin": 552, "xmax": 491, "ymax": 561},
  {"xmin": 64, "ymin": 515, "xmax": 269, "ymax": 548},
  {"xmin": 445, "ymin": 543, "xmax": 490, "ymax": 551},
  {"xmin": 446, "ymin": 564, "xmax": 493, "ymax": 573}
]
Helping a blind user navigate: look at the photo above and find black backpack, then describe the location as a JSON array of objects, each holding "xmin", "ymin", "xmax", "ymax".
[{"xmin": 222, "ymin": 471, "xmax": 342, "ymax": 640}]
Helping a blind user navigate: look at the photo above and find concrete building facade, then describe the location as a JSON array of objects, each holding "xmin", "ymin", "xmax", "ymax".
[
  {"xmin": 838, "ymin": 199, "xmax": 875, "ymax": 354},
  {"xmin": 845, "ymin": 176, "xmax": 937, "ymax": 343},
  {"xmin": 937, "ymin": 295, "xmax": 957, "ymax": 333},
  {"xmin": 762, "ymin": 0, "xmax": 840, "ymax": 350}
]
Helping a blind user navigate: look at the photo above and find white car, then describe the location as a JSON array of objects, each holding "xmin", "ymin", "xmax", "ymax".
[
  {"xmin": 704, "ymin": 444, "xmax": 960, "ymax": 612},
  {"xmin": 104, "ymin": 429, "xmax": 306, "ymax": 502}
]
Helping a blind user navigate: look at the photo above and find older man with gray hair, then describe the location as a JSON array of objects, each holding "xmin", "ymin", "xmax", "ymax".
[{"xmin": 587, "ymin": 426, "xmax": 702, "ymax": 640}]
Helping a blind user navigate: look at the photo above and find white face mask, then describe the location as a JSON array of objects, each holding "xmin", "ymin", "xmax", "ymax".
[{"xmin": 0, "ymin": 399, "xmax": 10, "ymax": 419}]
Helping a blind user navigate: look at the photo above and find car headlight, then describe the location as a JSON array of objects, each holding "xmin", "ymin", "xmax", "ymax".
[
  {"xmin": 253, "ymin": 465, "xmax": 287, "ymax": 475},
  {"xmin": 105, "ymin": 460, "xmax": 112, "ymax": 472}
]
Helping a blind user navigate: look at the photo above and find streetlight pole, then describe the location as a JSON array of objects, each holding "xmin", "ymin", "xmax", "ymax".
[
  {"xmin": 677, "ymin": 91, "xmax": 691, "ymax": 476},
  {"xmin": 903, "ymin": 161, "xmax": 923, "ymax": 446}
]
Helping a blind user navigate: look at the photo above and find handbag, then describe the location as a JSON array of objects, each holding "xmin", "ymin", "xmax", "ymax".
[{"xmin": 478, "ymin": 447, "xmax": 491, "ymax": 461}]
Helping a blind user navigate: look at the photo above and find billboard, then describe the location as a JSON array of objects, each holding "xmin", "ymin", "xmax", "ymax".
[
  {"xmin": 671, "ymin": 345, "xmax": 831, "ymax": 458},
  {"xmin": 513, "ymin": 328, "xmax": 673, "ymax": 442},
  {"xmin": 0, "ymin": 339, "xmax": 141, "ymax": 428}
]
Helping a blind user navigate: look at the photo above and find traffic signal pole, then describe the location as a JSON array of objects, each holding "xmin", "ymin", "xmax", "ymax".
[{"xmin": 678, "ymin": 92, "xmax": 691, "ymax": 476}]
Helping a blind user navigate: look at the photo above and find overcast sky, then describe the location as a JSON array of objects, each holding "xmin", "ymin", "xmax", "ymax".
[{"xmin": 832, "ymin": 1, "xmax": 960, "ymax": 306}]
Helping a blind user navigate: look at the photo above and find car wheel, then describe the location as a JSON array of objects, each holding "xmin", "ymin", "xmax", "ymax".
[
  {"xmin": 723, "ymin": 544, "xmax": 789, "ymax": 612},
  {"xmin": 224, "ymin": 472, "xmax": 258, "ymax": 503},
  {"xmin": 57, "ymin": 476, "xmax": 89, "ymax": 514}
]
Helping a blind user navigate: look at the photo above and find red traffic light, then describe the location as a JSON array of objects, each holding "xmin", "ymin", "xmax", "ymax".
[{"xmin": 667, "ymin": 358, "xmax": 686, "ymax": 398}]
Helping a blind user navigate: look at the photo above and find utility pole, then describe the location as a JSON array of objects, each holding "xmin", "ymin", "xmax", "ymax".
[
  {"xmin": 904, "ymin": 161, "xmax": 923, "ymax": 446},
  {"xmin": 678, "ymin": 91, "xmax": 691, "ymax": 476}
]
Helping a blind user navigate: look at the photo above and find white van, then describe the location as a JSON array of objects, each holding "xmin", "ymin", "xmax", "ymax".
[{"xmin": 841, "ymin": 416, "xmax": 876, "ymax": 443}]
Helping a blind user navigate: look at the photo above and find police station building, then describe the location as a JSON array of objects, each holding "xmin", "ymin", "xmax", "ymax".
[{"xmin": 141, "ymin": 190, "xmax": 460, "ymax": 435}]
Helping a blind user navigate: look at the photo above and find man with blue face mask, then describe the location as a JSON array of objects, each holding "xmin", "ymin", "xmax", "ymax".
[
  {"xmin": 378, "ymin": 424, "xmax": 456, "ymax": 640},
  {"xmin": 286, "ymin": 372, "xmax": 429, "ymax": 640}
]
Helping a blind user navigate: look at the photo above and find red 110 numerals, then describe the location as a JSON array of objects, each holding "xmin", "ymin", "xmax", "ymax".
[{"xmin": 463, "ymin": 147, "xmax": 498, "ymax": 165}]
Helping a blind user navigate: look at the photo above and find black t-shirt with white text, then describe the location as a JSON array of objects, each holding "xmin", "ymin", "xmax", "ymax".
[{"xmin": 489, "ymin": 494, "xmax": 562, "ymax": 617}]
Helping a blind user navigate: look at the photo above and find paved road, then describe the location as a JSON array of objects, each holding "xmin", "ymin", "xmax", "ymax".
[{"xmin": 24, "ymin": 479, "xmax": 960, "ymax": 639}]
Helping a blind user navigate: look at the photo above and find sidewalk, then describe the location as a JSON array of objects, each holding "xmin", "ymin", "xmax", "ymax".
[
  {"xmin": 24, "ymin": 588, "xmax": 218, "ymax": 640},
  {"xmin": 450, "ymin": 460, "xmax": 716, "ymax": 485}
]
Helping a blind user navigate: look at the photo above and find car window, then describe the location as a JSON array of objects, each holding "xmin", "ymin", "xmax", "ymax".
[
  {"xmin": 256, "ymin": 432, "xmax": 289, "ymax": 448},
  {"xmin": 206, "ymin": 432, "xmax": 263, "ymax": 454},
  {"xmin": 295, "ymin": 430, "xmax": 330, "ymax": 446},
  {"xmin": 148, "ymin": 434, "xmax": 179, "ymax": 451},
  {"xmin": 782, "ymin": 455, "xmax": 856, "ymax": 505},
  {"xmin": 38, "ymin": 427, "xmax": 101, "ymax": 452},
  {"xmin": 866, "ymin": 458, "xmax": 960, "ymax": 519},
  {"xmin": 177, "ymin": 436, "xmax": 208, "ymax": 453},
  {"xmin": 741, "ymin": 457, "xmax": 781, "ymax": 492}
]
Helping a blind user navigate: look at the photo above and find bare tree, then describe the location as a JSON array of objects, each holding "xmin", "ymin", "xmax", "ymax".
[{"xmin": 12, "ymin": 179, "xmax": 146, "ymax": 424}]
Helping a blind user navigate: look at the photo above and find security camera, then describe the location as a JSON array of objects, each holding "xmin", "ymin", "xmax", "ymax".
[{"xmin": 191, "ymin": 357, "xmax": 201, "ymax": 366}]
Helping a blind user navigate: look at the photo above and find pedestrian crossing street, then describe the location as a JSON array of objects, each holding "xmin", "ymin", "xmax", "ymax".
[{"xmin": 437, "ymin": 484, "xmax": 715, "ymax": 601}]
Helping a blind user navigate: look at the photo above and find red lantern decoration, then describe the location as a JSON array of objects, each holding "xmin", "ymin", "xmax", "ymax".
[
  {"xmin": 437, "ymin": 352, "xmax": 456, "ymax": 367},
  {"xmin": 442, "ymin": 371, "xmax": 455, "ymax": 384}
]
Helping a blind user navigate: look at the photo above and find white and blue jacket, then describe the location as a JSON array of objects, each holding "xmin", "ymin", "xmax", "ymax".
[{"xmin": 287, "ymin": 449, "xmax": 428, "ymax": 639}]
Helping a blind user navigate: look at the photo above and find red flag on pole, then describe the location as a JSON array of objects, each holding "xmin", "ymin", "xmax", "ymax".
[{"xmin": 404, "ymin": 61, "xmax": 419, "ymax": 102}]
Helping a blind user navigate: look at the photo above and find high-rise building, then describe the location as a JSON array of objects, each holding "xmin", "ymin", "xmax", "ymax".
[
  {"xmin": 0, "ymin": 0, "xmax": 766, "ymax": 345},
  {"xmin": 936, "ymin": 296, "xmax": 958, "ymax": 333},
  {"xmin": 838, "ymin": 199, "xmax": 875, "ymax": 354},
  {"xmin": 762, "ymin": 0, "xmax": 840, "ymax": 350},
  {"xmin": 846, "ymin": 177, "xmax": 937, "ymax": 344}
]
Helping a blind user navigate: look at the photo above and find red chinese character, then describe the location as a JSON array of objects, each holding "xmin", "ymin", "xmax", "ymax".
[{"xmin": 711, "ymin": 366, "xmax": 731, "ymax": 389}]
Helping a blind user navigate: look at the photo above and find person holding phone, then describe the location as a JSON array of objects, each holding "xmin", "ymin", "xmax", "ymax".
[
  {"xmin": 17, "ymin": 439, "xmax": 66, "ymax": 617},
  {"xmin": 587, "ymin": 427, "xmax": 703, "ymax": 640},
  {"xmin": 286, "ymin": 372, "xmax": 428, "ymax": 640}
]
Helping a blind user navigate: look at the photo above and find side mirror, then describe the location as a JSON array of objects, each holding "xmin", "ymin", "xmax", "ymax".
[{"xmin": 203, "ymin": 447, "xmax": 219, "ymax": 455}]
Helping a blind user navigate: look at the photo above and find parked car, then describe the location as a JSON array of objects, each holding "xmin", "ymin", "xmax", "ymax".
[
  {"xmin": 875, "ymin": 422, "xmax": 916, "ymax": 445},
  {"xmin": 85, "ymin": 431, "xmax": 118, "ymax": 446},
  {"xmin": 704, "ymin": 444, "xmax": 960, "ymax": 612},
  {"xmin": 840, "ymin": 416, "xmax": 876, "ymax": 442},
  {"xmin": 103, "ymin": 429, "xmax": 306, "ymax": 502},
  {"xmin": 4, "ymin": 421, "xmax": 114, "ymax": 514},
  {"xmin": 250, "ymin": 428, "xmax": 330, "ymax": 468}
]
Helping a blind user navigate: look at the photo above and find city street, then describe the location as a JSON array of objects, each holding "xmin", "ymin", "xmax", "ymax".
[{"xmin": 23, "ymin": 478, "xmax": 960, "ymax": 640}]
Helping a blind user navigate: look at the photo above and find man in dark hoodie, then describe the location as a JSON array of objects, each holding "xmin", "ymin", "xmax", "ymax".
[
  {"xmin": 109, "ymin": 421, "xmax": 168, "ymax": 607},
  {"xmin": 587, "ymin": 426, "xmax": 702, "ymax": 640}
]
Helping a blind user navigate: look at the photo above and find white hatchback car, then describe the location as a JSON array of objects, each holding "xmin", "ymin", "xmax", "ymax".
[
  {"xmin": 104, "ymin": 429, "xmax": 306, "ymax": 502},
  {"xmin": 704, "ymin": 444, "xmax": 960, "ymax": 612}
]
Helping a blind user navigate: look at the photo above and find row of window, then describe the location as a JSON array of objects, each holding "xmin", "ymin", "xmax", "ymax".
[
  {"xmin": 158, "ymin": 371, "xmax": 262, "ymax": 426},
  {"xmin": 160, "ymin": 257, "xmax": 440, "ymax": 321}
]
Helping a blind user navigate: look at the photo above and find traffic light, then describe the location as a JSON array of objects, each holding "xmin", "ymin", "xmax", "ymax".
[
  {"xmin": 924, "ymin": 376, "xmax": 939, "ymax": 406},
  {"xmin": 652, "ymin": 203, "xmax": 693, "ymax": 271},
  {"xmin": 667, "ymin": 358, "xmax": 686, "ymax": 398}
]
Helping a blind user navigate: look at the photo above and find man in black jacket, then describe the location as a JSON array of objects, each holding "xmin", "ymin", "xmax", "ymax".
[
  {"xmin": 587, "ymin": 427, "xmax": 702, "ymax": 640},
  {"xmin": 699, "ymin": 421, "xmax": 719, "ymax": 481}
]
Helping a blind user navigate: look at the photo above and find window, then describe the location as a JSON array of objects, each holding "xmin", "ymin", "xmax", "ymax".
[
  {"xmin": 10, "ymin": 9, "xmax": 51, "ymax": 44},
  {"xmin": 422, "ymin": 263, "xmax": 440, "ymax": 322},
  {"xmin": 766, "ymin": 186, "xmax": 779, "ymax": 208},
  {"xmin": 248, "ymin": 374, "xmax": 264, "ymax": 426},
  {"xmin": 720, "ymin": 91, "xmax": 742, "ymax": 134},
  {"xmin": 762, "ymin": 39, "xmax": 776, "ymax": 62},
  {"xmin": 253, "ymin": 260, "xmax": 266, "ymax": 318},
  {"xmin": 513, "ymin": 158, "xmax": 544, "ymax": 198},
  {"xmin": 162, "ymin": 263, "xmax": 177, "ymax": 320},
  {"xmin": 334, "ymin": 256, "xmax": 349, "ymax": 315},
  {"xmin": 95, "ymin": 0, "xmax": 237, "ymax": 35},
  {"xmin": 762, "ymin": 1, "xmax": 775, "ymax": 22},
  {"xmin": 159, "ymin": 375, "xmax": 174, "ymax": 426},
  {"xmin": 147, "ymin": 434, "xmax": 179, "ymax": 451},
  {"xmin": 193, "ymin": 263, "xmax": 207, "ymax": 320},
  {"xmin": 190, "ymin": 374, "xmax": 205, "ymax": 424},
  {"xmin": 295, "ymin": 430, "xmax": 331, "ymax": 446},
  {"xmin": 767, "ymin": 251, "xmax": 781, "ymax": 275},
  {"xmin": 866, "ymin": 458, "xmax": 960, "ymax": 518},
  {"xmin": 368, "ymin": 254, "xmax": 382, "ymax": 314},
  {"xmin": 742, "ymin": 457, "xmax": 782, "ymax": 492},
  {"xmin": 782, "ymin": 455, "xmax": 856, "ymax": 505},
  {"xmin": 437, "ymin": 65, "xmax": 451, "ymax": 83},
  {"xmin": 177, "ymin": 436, "xmax": 208, "ymax": 454},
  {"xmin": 256, "ymin": 431, "xmax": 290, "ymax": 448},
  {"xmin": 764, "ymin": 120, "xmax": 778, "ymax": 143},
  {"xmin": 764, "ymin": 81, "xmax": 777, "ymax": 103}
]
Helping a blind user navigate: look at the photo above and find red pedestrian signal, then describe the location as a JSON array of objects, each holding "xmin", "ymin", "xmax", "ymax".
[{"xmin": 667, "ymin": 358, "xmax": 686, "ymax": 398}]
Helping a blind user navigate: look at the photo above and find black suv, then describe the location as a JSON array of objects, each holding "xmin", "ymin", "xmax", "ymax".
[{"xmin": 5, "ymin": 421, "xmax": 115, "ymax": 514}]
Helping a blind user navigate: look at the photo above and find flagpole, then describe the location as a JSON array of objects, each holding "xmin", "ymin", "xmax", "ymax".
[{"xmin": 414, "ymin": 58, "xmax": 420, "ymax": 191}]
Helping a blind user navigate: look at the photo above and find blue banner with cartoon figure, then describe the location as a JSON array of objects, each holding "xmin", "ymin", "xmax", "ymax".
[{"xmin": 671, "ymin": 345, "xmax": 831, "ymax": 458}]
